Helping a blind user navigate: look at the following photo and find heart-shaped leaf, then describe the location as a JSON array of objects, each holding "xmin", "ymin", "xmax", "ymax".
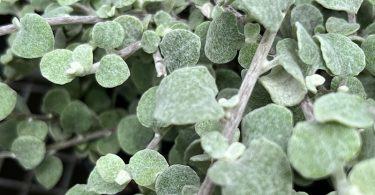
[
  {"xmin": 11, "ymin": 14, "xmax": 54, "ymax": 58},
  {"xmin": 11, "ymin": 135, "xmax": 46, "ymax": 170}
]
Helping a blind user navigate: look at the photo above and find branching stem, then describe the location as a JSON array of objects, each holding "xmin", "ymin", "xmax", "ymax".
[{"xmin": 0, "ymin": 16, "xmax": 101, "ymax": 36}]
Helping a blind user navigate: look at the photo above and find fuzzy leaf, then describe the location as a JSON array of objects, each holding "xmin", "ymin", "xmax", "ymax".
[
  {"xmin": 194, "ymin": 120, "xmax": 223, "ymax": 137},
  {"xmin": 316, "ymin": 33, "xmax": 366, "ymax": 76},
  {"xmin": 205, "ymin": 12, "xmax": 244, "ymax": 64},
  {"xmin": 288, "ymin": 121, "xmax": 361, "ymax": 179},
  {"xmin": 296, "ymin": 22, "xmax": 323, "ymax": 73},
  {"xmin": 87, "ymin": 168, "xmax": 127, "ymax": 194},
  {"xmin": 326, "ymin": 17, "xmax": 360, "ymax": 35},
  {"xmin": 0, "ymin": 83, "xmax": 17, "ymax": 121},
  {"xmin": 242, "ymin": 104, "xmax": 293, "ymax": 151},
  {"xmin": 66, "ymin": 184, "xmax": 98, "ymax": 195},
  {"xmin": 128, "ymin": 149, "xmax": 169, "ymax": 187},
  {"xmin": 314, "ymin": 92, "xmax": 373, "ymax": 128},
  {"xmin": 57, "ymin": 0, "xmax": 79, "ymax": 6},
  {"xmin": 349, "ymin": 158, "xmax": 375, "ymax": 195},
  {"xmin": 114, "ymin": 15, "xmax": 143, "ymax": 47},
  {"xmin": 40, "ymin": 49, "xmax": 74, "ymax": 85},
  {"xmin": 160, "ymin": 29, "xmax": 200, "ymax": 72},
  {"xmin": 11, "ymin": 136, "xmax": 46, "ymax": 170},
  {"xmin": 315, "ymin": 0, "xmax": 363, "ymax": 13},
  {"xmin": 154, "ymin": 66, "xmax": 224, "ymax": 125},
  {"xmin": 60, "ymin": 100, "xmax": 93, "ymax": 133},
  {"xmin": 155, "ymin": 165, "xmax": 200, "ymax": 195},
  {"xmin": 11, "ymin": 14, "xmax": 54, "ymax": 58},
  {"xmin": 34, "ymin": 155, "xmax": 63, "ymax": 190},
  {"xmin": 113, "ymin": 0, "xmax": 136, "ymax": 8},
  {"xmin": 17, "ymin": 119, "xmax": 48, "ymax": 140},
  {"xmin": 291, "ymin": 4, "xmax": 324, "ymax": 35},
  {"xmin": 141, "ymin": 30, "xmax": 160, "ymax": 54},
  {"xmin": 361, "ymin": 35, "xmax": 375, "ymax": 76},
  {"xmin": 201, "ymin": 131, "xmax": 229, "ymax": 159},
  {"xmin": 331, "ymin": 76, "xmax": 366, "ymax": 99},
  {"xmin": 92, "ymin": 21, "xmax": 125, "ymax": 49},
  {"xmin": 117, "ymin": 115, "xmax": 154, "ymax": 155},
  {"xmin": 41, "ymin": 88, "xmax": 70, "ymax": 115},
  {"xmin": 96, "ymin": 154, "xmax": 126, "ymax": 183},
  {"xmin": 238, "ymin": 42, "xmax": 257, "ymax": 69},
  {"xmin": 72, "ymin": 44, "xmax": 93, "ymax": 73},
  {"xmin": 208, "ymin": 138, "xmax": 293, "ymax": 195},
  {"xmin": 95, "ymin": 54, "xmax": 130, "ymax": 88},
  {"xmin": 240, "ymin": 0, "xmax": 293, "ymax": 32},
  {"xmin": 136, "ymin": 86, "xmax": 160, "ymax": 128}
]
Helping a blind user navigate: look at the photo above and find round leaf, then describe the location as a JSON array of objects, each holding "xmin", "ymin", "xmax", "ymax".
[
  {"xmin": 205, "ymin": 12, "xmax": 244, "ymax": 64},
  {"xmin": 155, "ymin": 165, "xmax": 200, "ymax": 195},
  {"xmin": 96, "ymin": 154, "xmax": 126, "ymax": 183},
  {"xmin": 95, "ymin": 54, "xmax": 130, "ymax": 88},
  {"xmin": 113, "ymin": 15, "xmax": 143, "ymax": 47},
  {"xmin": 11, "ymin": 14, "xmax": 54, "ymax": 58},
  {"xmin": 34, "ymin": 155, "xmax": 63, "ymax": 190},
  {"xmin": 0, "ymin": 83, "xmax": 17, "ymax": 121},
  {"xmin": 11, "ymin": 136, "xmax": 46, "ymax": 170},
  {"xmin": 87, "ymin": 168, "xmax": 127, "ymax": 194},
  {"xmin": 136, "ymin": 86, "xmax": 159, "ymax": 128},
  {"xmin": 159, "ymin": 29, "xmax": 201, "ymax": 72},
  {"xmin": 92, "ymin": 21, "xmax": 125, "ymax": 49},
  {"xmin": 314, "ymin": 92, "xmax": 373, "ymax": 128},
  {"xmin": 288, "ymin": 121, "xmax": 361, "ymax": 179},
  {"xmin": 141, "ymin": 30, "xmax": 160, "ymax": 54},
  {"xmin": 41, "ymin": 88, "xmax": 71, "ymax": 115},
  {"xmin": 72, "ymin": 44, "xmax": 93, "ymax": 73},
  {"xmin": 326, "ymin": 17, "xmax": 360, "ymax": 36},
  {"xmin": 128, "ymin": 149, "xmax": 169, "ymax": 186},
  {"xmin": 60, "ymin": 100, "xmax": 93, "ymax": 133},
  {"xmin": 17, "ymin": 119, "xmax": 48, "ymax": 140},
  {"xmin": 361, "ymin": 35, "xmax": 375, "ymax": 76},
  {"xmin": 117, "ymin": 115, "xmax": 154, "ymax": 155},
  {"xmin": 349, "ymin": 158, "xmax": 375, "ymax": 195},
  {"xmin": 40, "ymin": 49, "xmax": 74, "ymax": 85},
  {"xmin": 316, "ymin": 33, "xmax": 366, "ymax": 76},
  {"xmin": 201, "ymin": 131, "xmax": 229, "ymax": 159}
]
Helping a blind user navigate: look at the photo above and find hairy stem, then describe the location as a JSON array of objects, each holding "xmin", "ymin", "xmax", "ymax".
[
  {"xmin": 153, "ymin": 49, "xmax": 167, "ymax": 77},
  {"xmin": 47, "ymin": 128, "xmax": 114, "ymax": 152},
  {"xmin": 223, "ymin": 30, "xmax": 277, "ymax": 142},
  {"xmin": 0, "ymin": 15, "xmax": 101, "ymax": 36},
  {"xmin": 300, "ymin": 96, "xmax": 315, "ymax": 121},
  {"xmin": 198, "ymin": 174, "xmax": 215, "ymax": 195},
  {"xmin": 146, "ymin": 133, "xmax": 162, "ymax": 150}
]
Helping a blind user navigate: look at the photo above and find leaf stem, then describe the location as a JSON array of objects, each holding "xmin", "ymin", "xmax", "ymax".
[
  {"xmin": 146, "ymin": 133, "xmax": 162, "ymax": 150},
  {"xmin": 0, "ymin": 151, "xmax": 15, "ymax": 159},
  {"xmin": 0, "ymin": 15, "xmax": 101, "ymax": 36},
  {"xmin": 300, "ymin": 96, "xmax": 315, "ymax": 121},
  {"xmin": 47, "ymin": 128, "xmax": 114, "ymax": 152},
  {"xmin": 153, "ymin": 49, "xmax": 167, "ymax": 77}
]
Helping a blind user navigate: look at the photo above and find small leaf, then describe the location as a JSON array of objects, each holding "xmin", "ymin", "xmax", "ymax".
[
  {"xmin": 117, "ymin": 115, "xmax": 154, "ymax": 155},
  {"xmin": 40, "ymin": 49, "xmax": 74, "ymax": 85},
  {"xmin": 95, "ymin": 54, "xmax": 130, "ymax": 88},
  {"xmin": 314, "ymin": 92, "xmax": 373, "ymax": 128},
  {"xmin": 160, "ymin": 29, "xmax": 201, "ymax": 72},
  {"xmin": 96, "ymin": 154, "xmax": 126, "ymax": 183},
  {"xmin": 195, "ymin": 120, "xmax": 223, "ymax": 137},
  {"xmin": 326, "ymin": 17, "xmax": 360, "ymax": 35},
  {"xmin": 11, "ymin": 14, "xmax": 54, "ymax": 58},
  {"xmin": 315, "ymin": 0, "xmax": 363, "ymax": 13},
  {"xmin": 114, "ymin": 15, "xmax": 143, "ymax": 47},
  {"xmin": 201, "ymin": 131, "xmax": 229, "ymax": 159},
  {"xmin": 223, "ymin": 142, "xmax": 246, "ymax": 161},
  {"xmin": 92, "ymin": 21, "xmax": 125, "ymax": 49},
  {"xmin": 361, "ymin": 35, "xmax": 375, "ymax": 76},
  {"xmin": 288, "ymin": 121, "xmax": 361, "ymax": 179},
  {"xmin": 291, "ymin": 4, "xmax": 324, "ymax": 35},
  {"xmin": 260, "ymin": 67, "xmax": 307, "ymax": 106},
  {"xmin": 240, "ymin": 0, "xmax": 292, "ymax": 31},
  {"xmin": 205, "ymin": 12, "xmax": 244, "ymax": 64},
  {"xmin": 330, "ymin": 76, "xmax": 366, "ymax": 99},
  {"xmin": 238, "ymin": 42, "xmax": 257, "ymax": 69},
  {"xmin": 72, "ymin": 44, "xmax": 93, "ymax": 73},
  {"xmin": 87, "ymin": 168, "xmax": 127, "ymax": 194},
  {"xmin": 128, "ymin": 149, "xmax": 169, "ymax": 187},
  {"xmin": 242, "ymin": 104, "xmax": 293, "ymax": 151},
  {"xmin": 17, "ymin": 119, "xmax": 48, "ymax": 140},
  {"xmin": 60, "ymin": 100, "xmax": 93, "ymax": 133},
  {"xmin": 136, "ymin": 86, "xmax": 164, "ymax": 128},
  {"xmin": 0, "ymin": 83, "xmax": 17, "ymax": 121},
  {"xmin": 66, "ymin": 184, "xmax": 98, "ymax": 195},
  {"xmin": 95, "ymin": 5, "xmax": 116, "ymax": 19},
  {"xmin": 316, "ymin": 33, "xmax": 366, "ymax": 76},
  {"xmin": 244, "ymin": 23, "xmax": 260, "ymax": 43},
  {"xmin": 154, "ymin": 66, "xmax": 224, "ymax": 125},
  {"xmin": 11, "ymin": 136, "xmax": 46, "ymax": 170},
  {"xmin": 141, "ymin": 30, "xmax": 161, "ymax": 54},
  {"xmin": 41, "ymin": 88, "xmax": 70, "ymax": 115},
  {"xmin": 34, "ymin": 155, "xmax": 63, "ymax": 190},
  {"xmin": 295, "ymin": 22, "xmax": 324, "ymax": 74},
  {"xmin": 349, "ymin": 158, "xmax": 375, "ymax": 195},
  {"xmin": 155, "ymin": 165, "xmax": 200, "ymax": 195},
  {"xmin": 208, "ymin": 138, "xmax": 293, "ymax": 195}
]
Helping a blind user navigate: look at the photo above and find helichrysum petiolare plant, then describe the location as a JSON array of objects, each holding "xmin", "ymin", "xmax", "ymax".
[{"xmin": 0, "ymin": 0, "xmax": 375, "ymax": 194}]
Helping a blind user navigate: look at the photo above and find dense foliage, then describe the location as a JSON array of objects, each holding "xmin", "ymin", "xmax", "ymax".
[{"xmin": 0, "ymin": 0, "xmax": 375, "ymax": 194}]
